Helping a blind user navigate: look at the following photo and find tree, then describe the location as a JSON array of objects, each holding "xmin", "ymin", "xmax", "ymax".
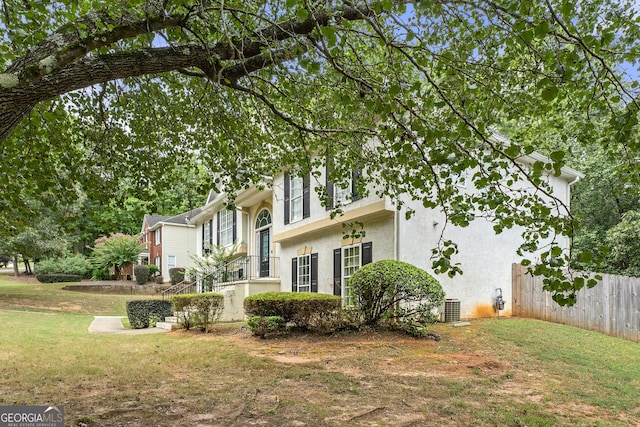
[
  {"xmin": 90, "ymin": 234, "xmax": 146, "ymax": 280},
  {"xmin": 1, "ymin": 0, "xmax": 639, "ymax": 303},
  {"xmin": 605, "ymin": 211, "xmax": 640, "ymax": 276}
]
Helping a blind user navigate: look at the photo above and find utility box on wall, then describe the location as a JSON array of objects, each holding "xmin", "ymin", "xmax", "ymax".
[{"xmin": 443, "ymin": 299, "xmax": 461, "ymax": 323}]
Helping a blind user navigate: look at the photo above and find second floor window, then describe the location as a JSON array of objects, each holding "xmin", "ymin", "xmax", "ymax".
[
  {"xmin": 284, "ymin": 173, "xmax": 310, "ymax": 224},
  {"xmin": 219, "ymin": 209, "xmax": 234, "ymax": 247},
  {"xmin": 290, "ymin": 176, "xmax": 304, "ymax": 223},
  {"xmin": 154, "ymin": 229, "xmax": 161, "ymax": 245}
]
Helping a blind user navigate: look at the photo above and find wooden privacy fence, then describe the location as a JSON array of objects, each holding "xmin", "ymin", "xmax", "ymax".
[{"xmin": 512, "ymin": 263, "xmax": 640, "ymax": 342}]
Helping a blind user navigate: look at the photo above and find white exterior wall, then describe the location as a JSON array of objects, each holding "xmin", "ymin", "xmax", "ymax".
[
  {"xmin": 272, "ymin": 171, "xmax": 395, "ymax": 295},
  {"xmin": 161, "ymin": 225, "xmax": 198, "ymax": 279},
  {"xmin": 397, "ymin": 172, "xmax": 573, "ymax": 319}
]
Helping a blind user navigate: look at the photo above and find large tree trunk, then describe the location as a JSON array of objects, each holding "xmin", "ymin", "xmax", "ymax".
[{"xmin": 12, "ymin": 256, "xmax": 19, "ymax": 277}]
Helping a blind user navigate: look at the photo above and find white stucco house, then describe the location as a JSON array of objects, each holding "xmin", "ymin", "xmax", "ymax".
[{"xmin": 175, "ymin": 139, "xmax": 582, "ymax": 321}]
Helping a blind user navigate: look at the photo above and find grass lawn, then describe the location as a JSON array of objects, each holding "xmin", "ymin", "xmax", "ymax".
[{"xmin": 0, "ymin": 272, "xmax": 639, "ymax": 426}]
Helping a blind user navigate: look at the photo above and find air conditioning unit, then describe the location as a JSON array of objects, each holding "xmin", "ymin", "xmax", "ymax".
[{"xmin": 443, "ymin": 299, "xmax": 461, "ymax": 323}]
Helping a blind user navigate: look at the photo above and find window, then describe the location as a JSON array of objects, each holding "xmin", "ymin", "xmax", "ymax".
[
  {"xmin": 167, "ymin": 255, "xmax": 176, "ymax": 269},
  {"xmin": 333, "ymin": 242, "xmax": 373, "ymax": 303},
  {"xmin": 325, "ymin": 166, "xmax": 361, "ymax": 210},
  {"xmin": 218, "ymin": 209, "xmax": 234, "ymax": 247},
  {"xmin": 154, "ymin": 229, "xmax": 161, "ymax": 245},
  {"xmin": 203, "ymin": 220, "xmax": 212, "ymax": 253},
  {"xmin": 342, "ymin": 245, "xmax": 361, "ymax": 305},
  {"xmin": 284, "ymin": 173, "xmax": 310, "ymax": 224},
  {"xmin": 290, "ymin": 176, "xmax": 304, "ymax": 223},
  {"xmin": 334, "ymin": 179, "xmax": 352, "ymax": 206},
  {"xmin": 154, "ymin": 256, "xmax": 161, "ymax": 271},
  {"xmin": 296, "ymin": 255, "xmax": 311, "ymax": 292},
  {"xmin": 255, "ymin": 209, "xmax": 271, "ymax": 229},
  {"xmin": 292, "ymin": 253, "xmax": 318, "ymax": 293}
]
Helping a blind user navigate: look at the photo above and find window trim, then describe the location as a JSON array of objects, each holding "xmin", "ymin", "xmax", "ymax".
[
  {"xmin": 167, "ymin": 255, "xmax": 176, "ymax": 269},
  {"xmin": 292, "ymin": 253, "xmax": 318, "ymax": 293},
  {"xmin": 290, "ymin": 176, "xmax": 304, "ymax": 223},
  {"xmin": 342, "ymin": 244, "xmax": 361, "ymax": 305}
]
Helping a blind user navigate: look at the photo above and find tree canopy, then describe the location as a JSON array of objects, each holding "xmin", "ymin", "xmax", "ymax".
[{"xmin": 1, "ymin": 0, "xmax": 639, "ymax": 303}]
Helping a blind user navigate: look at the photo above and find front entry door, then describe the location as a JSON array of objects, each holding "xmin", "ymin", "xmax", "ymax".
[{"xmin": 259, "ymin": 228, "xmax": 270, "ymax": 277}]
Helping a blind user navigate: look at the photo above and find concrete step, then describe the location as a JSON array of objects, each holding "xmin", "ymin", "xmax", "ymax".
[
  {"xmin": 155, "ymin": 321, "xmax": 181, "ymax": 331},
  {"xmin": 164, "ymin": 316, "xmax": 178, "ymax": 323}
]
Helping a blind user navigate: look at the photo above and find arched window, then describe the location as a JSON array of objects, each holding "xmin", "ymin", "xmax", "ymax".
[{"xmin": 255, "ymin": 209, "xmax": 272, "ymax": 230}]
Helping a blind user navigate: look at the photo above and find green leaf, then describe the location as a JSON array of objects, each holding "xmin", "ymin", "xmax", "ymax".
[
  {"xmin": 541, "ymin": 85, "xmax": 558, "ymax": 102},
  {"xmin": 534, "ymin": 21, "xmax": 549, "ymax": 38}
]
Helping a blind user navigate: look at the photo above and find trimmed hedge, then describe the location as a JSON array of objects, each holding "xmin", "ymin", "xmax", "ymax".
[
  {"xmin": 134, "ymin": 265, "xmax": 150, "ymax": 285},
  {"xmin": 35, "ymin": 255, "xmax": 90, "ymax": 278},
  {"xmin": 169, "ymin": 267, "xmax": 185, "ymax": 285},
  {"xmin": 244, "ymin": 292, "xmax": 342, "ymax": 330},
  {"xmin": 173, "ymin": 292, "xmax": 224, "ymax": 332},
  {"xmin": 35, "ymin": 273, "xmax": 82, "ymax": 283},
  {"xmin": 126, "ymin": 300, "xmax": 173, "ymax": 329},
  {"xmin": 246, "ymin": 316, "xmax": 287, "ymax": 338}
]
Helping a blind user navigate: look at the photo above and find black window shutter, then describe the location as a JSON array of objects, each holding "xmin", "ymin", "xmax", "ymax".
[
  {"xmin": 201, "ymin": 223, "xmax": 205, "ymax": 252},
  {"xmin": 232, "ymin": 210, "xmax": 237, "ymax": 243},
  {"xmin": 303, "ymin": 173, "xmax": 310, "ymax": 219},
  {"xmin": 352, "ymin": 169, "xmax": 362, "ymax": 201},
  {"xmin": 333, "ymin": 248, "xmax": 342, "ymax": 296},
  {"xmin": 362, "ymin": 241, "xmax": 373, "ymax": 265},
  {"xmin": 284, "ymin": 174, "xmax": 290, "ymax": 225},
  {"xmin": 216, "ymin": 213, "xmax": 221, "ymax": 246},
  {"xmin": 291, "ymin": 257, "xmax": 298, "ymax": 292},
  {"xmin": 311, "ymin": 253, "xmax": 318, "ymax": 293},
  {"xmin": 209, "ymin": 220, "xmax": 213, "ymax": 249},
  {"xmin": 325, "ymin": 164, "xmax": 334, "ymax": 211}
]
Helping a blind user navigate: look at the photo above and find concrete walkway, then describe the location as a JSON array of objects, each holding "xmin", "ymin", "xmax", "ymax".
[{"xmin": 88, "ymin": 316, "xmax": 169, "ymax": 335}]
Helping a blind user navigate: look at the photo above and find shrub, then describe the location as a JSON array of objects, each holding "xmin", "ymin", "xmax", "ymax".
[
  {"xmin": 35, "ymin": 273, "xmax": 82, "ymax": 283},
  {"xmin": 305, "ymin": 307, "xmax": 362, "ymax": 335},
  {"xmin": 246, "ymin": 316, "xmax": 287, "ymax": 338},
  {"xmin": 173, "ymin": 293, "xmax": 224, "ymax": 332},
  {"xmin": 126, "ymin": 300, "xmax": 173, "ymax": 329},
  {"xmin": 35, "ymin": 255, "xmax": 90, "ymax": 278},
  {"xmin": 244, "ymin": 292, "xmax": 342, "ymax": 331},
  {"xmin": 134, "ymin": 265, "xmax": 150, "ymax": 285},
  {"xmin": 90, "ymin": 234, "xmax": 146, "ymax": 280},
  {"xmin": 348, "ymin": 260, "xmax": 445, "ymax": 326},
  {"xmin": 155, "ymin": 275, "xmax": 164, "ymax": 284},
  {"xmin": 169, "ymin": 267, "xmax": 185, "ymax": 285},
  {"xmin": 148, "ymin": 264, "xmax": 160, "ymax": 277}
]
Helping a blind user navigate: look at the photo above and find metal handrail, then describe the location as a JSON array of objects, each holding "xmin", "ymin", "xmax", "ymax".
[{"xmin": 162, "ymin": 256, "xmax": 279, "ymax": 299}]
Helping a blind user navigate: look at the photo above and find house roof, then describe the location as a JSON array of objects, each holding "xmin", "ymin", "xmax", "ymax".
[
  {"xmin": 142, "ymin": 214, "xmax": 169, "ymax": 232},
  {"xmin": 206, "ymin": 189, "xmax": 218, "ymax": 205},
  {"xmin": 143, "ymin": 208, "xmax": 204, "ymax": 232}
]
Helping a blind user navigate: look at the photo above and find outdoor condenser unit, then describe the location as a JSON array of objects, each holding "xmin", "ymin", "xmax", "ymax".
[{"xmin": 443, "ymin": 299, "xmax": 461, "ymax": 323}]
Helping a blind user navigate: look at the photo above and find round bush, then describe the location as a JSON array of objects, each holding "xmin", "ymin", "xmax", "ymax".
[
  {"xmin": 134, "ymin": 265, "xmax": 150, "ymax": 285},
  {"xmin": 348, "ymin": 260, "xmax": 445, "ymax": 325}
]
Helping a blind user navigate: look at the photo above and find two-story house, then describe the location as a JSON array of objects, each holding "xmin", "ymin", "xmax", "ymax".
[
  {"xmin": 175, "ymin": 141, "xmax": 581, "ymax": 321},
  {"xmin": 271, "ymin": 152, "xmax": 581, "ymax": 319},
  {"xmin": 139, "ymin": 208, "xmax": 202, "ymax": 281}
]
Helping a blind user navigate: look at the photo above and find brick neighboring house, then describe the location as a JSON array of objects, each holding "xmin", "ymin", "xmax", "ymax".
[{"xmin": 139, "ymin": 209, "xmax": 202, "ymax": 281}]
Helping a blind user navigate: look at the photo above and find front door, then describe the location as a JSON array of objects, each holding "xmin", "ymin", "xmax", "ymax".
[{"xmin": 259, "ymin": 228, "xmax": 270, "ymax": 277}]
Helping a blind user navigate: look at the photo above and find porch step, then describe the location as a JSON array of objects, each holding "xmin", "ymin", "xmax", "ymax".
[{"xmin": 155, "ymin": 314, "xmax": 182, "ymax": 331}]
